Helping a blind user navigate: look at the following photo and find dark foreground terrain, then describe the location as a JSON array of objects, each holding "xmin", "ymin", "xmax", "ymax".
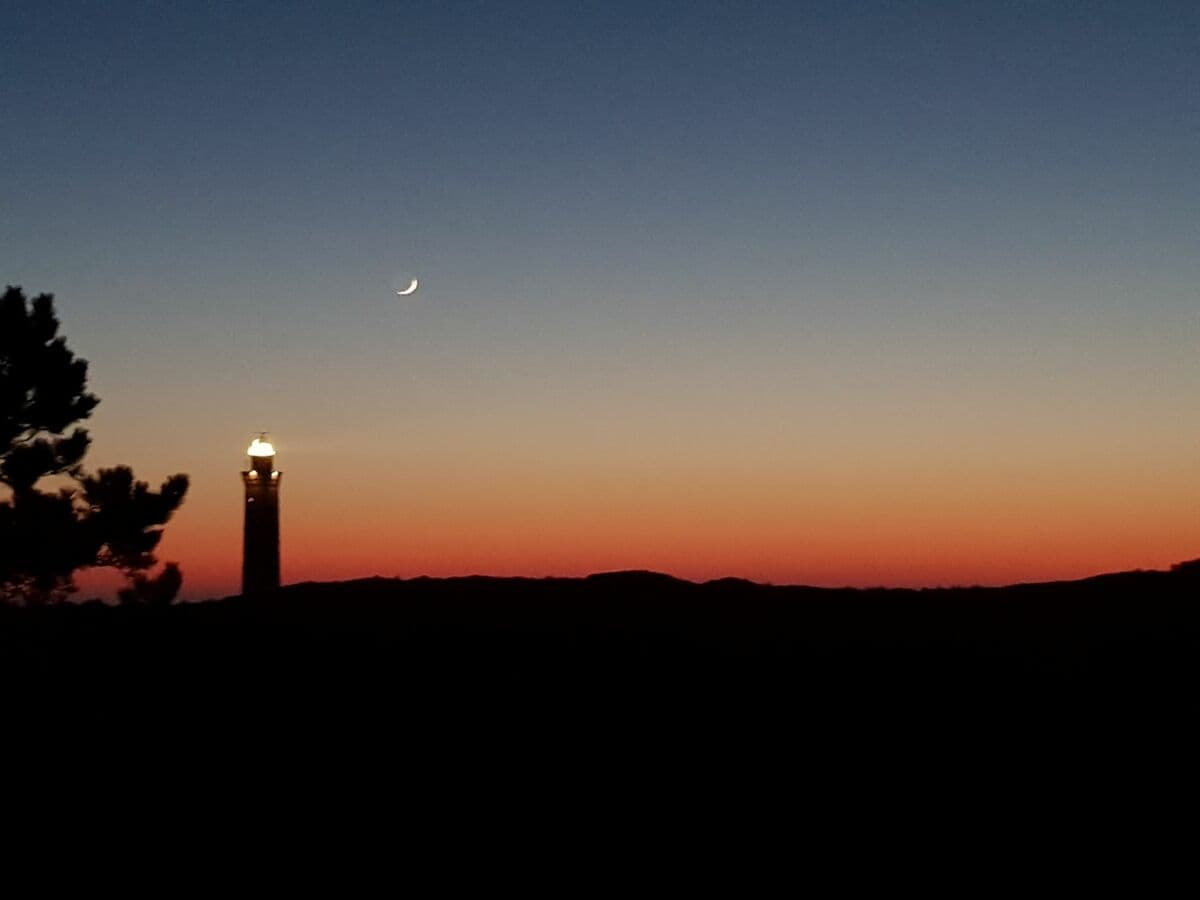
[
  {"xmin": 6, "ymin": 566, "xmax": 1195, "ymax": 863},
  {"xmin": 6, "ymin": 564, "xmax": 1200, "ymax": 842},
  {"xmin": 4, "ymin": 565, "xmax": 1199, "ymax": 748}
]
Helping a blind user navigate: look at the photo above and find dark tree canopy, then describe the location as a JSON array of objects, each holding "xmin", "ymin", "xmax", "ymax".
[
  {"xmin": 0, "ymin": 286, "xmax": 189, "ymax": 603},
  {"xmin": 0, "ymin": 287, "xmax": 97, "ymax": 491}
]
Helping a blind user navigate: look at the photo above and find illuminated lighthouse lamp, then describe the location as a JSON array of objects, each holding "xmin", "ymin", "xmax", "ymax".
[
  {"xmin": 245, "ymin": 436, "xmax": 280, "ymax": 480},
  {"xmin": 248, "ymin": 436, "xmax": 275, "ymax": 457}
]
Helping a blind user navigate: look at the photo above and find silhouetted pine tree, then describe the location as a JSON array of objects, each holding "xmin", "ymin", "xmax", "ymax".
[{"xmin": 0, "ymin": 286, "xmax": 189, "ymax": 603}]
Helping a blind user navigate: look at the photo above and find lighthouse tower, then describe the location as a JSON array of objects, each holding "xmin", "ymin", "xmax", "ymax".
[{"xmin": 242, "ymin": 434, "xmax": 281, "ymax": 596}]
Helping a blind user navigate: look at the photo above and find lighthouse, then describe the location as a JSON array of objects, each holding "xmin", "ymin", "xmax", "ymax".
[{"xmin": 242, "ymin": 434, "xmax": 281, "ymax": 596}]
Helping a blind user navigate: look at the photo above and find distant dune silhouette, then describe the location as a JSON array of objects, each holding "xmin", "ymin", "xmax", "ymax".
[{"xmin": 5, "ymin": 563, "xmax": 1199, "ymax": 750}]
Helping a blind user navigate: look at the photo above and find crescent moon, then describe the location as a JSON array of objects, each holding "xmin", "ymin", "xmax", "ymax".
[{"xmin": 395, "ymin": 278, "xmax": 419, "ymax": 296}]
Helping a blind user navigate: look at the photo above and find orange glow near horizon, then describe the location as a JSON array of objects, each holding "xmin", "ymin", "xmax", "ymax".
[
  {"xmin": 66, "ymin": 301, "xmax": 1200, "ymax": 603},
  {"xmin": 70, "ymin": 425, "xmax": 1200, "ymax": 601}
]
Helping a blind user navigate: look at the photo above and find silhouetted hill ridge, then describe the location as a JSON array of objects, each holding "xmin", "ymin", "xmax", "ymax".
[{"xmin": 2, "ymin": 562, "xmax": 1198, "ymax": 749}]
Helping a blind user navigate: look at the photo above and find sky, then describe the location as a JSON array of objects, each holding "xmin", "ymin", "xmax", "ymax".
[{"xmin": 3, "ymin": 0, "xmax": 1199, "ymax": 598}]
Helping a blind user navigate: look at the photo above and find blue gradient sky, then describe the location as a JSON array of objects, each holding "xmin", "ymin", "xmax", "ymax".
[{"xmin": 3, "ymin": 1, "xmax": 1199, "ymax": 596}]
